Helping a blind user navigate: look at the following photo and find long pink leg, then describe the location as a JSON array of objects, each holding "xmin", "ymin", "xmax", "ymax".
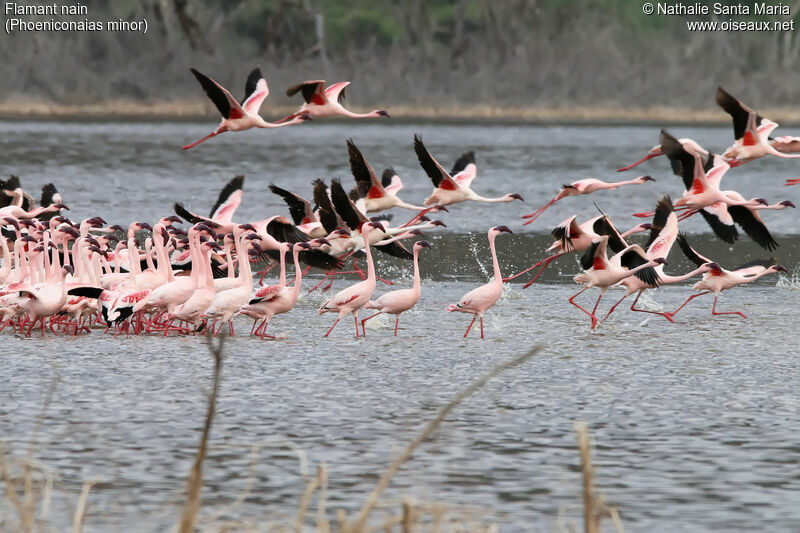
[
  {"xmin": 360, "ymin": 312, "xmax": 382, "ymax": 337},
  {"xmin": 181, "ymin": 131, "xmax": 219, "ymax": 150},
  {"xmin": 308, "ymin": 271, "xmax": 335, "ymax": 293},
  {"xmin": 785, "ymin": 178, "xmax": 800, "ymax": 186},
  {"xmin": 523, "ymin": 254, "xmax": 563, "ymax": 288},
  {"xmin": 394, "ymin": 316, "xmax": 399, "ymax": 336},
  {"xmin": 354, "ymin": 314, "xmax": 360, "ymax": 337},
  {"xmin": 569, "ymin": 288, "xmax": 599, "ymax": 328},
  {"xmin": 634, "ymin": 205, "xmax": 690, "ymax": 218},
  {"xmin": 664, "ymin": 291, "xmax": 709, "ymax": 319},
  {"xmin": 228, "ymin": 321, "xmax": 235, "ymax": 336},
  {"xmin": 711, "ymin": 295, "xmax": 747, "ymax": 318},
  {"xmin": 617, "ymin": 152, "xmax": 658, "ymax": 172},
  {"xmin": 463, "ymin": 315, "xmax": 478, "ymax": 338},
  {"xmin": 479, "ymin": 317, "xmax": 484, "ymax": 339},
  {"xmin": 324, "ymin": 317, "xmax": 341, "ymax": 337},
  {"xmin": 522, "ymin": 196, "xmax": 558, "ymax": 226},
  {"xmin": 630, "ymin": 290, "xmax": 675, "ymax": 322},
  {"xmin": 601, "ymin": 292, "xmax": 632, "ymax": 324},
  {"xmin": 504, "ymin": 252, "xmax": 563, "ymax": 283}
]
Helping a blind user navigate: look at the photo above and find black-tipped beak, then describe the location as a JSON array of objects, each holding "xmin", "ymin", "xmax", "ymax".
[
  {"xmin": 417, "ymin": 215, "xmax": 431, "ymax": 222},
  {"xmin": 299, "ymin": 242, "xmax": 313, "ymax": 250},
  {"xmin": 510, "ymin": 193, "xmax": 524, "ymax": 201},
  {"xmin": 755, "ymin": 198, "xmax": 769, "ymax": 206},
  {"xmin": 139, "ymin": 222, "xmax": 153, "ymax": 231},
  {"xmin": 418, "ymin": 240, "xmax": 432, "ymax": 248},
  {"xmin": 431, "ymin": 220, "xmax": 447, "ymax": 227},
  {"xmin": 314, "ymin": 238, "xmax": 331, "ymax": 246},
  {"xmin": 496, "ymin": 225, "xmax": 513, "ymax": 234},
  {"xmin": 654, "ymin": 257, "xmax": 667, "ymax": 265},
  {"xmin": 369, "ymin": 221, "xmax": 386, "ymax": 231},
  {"xmin": 55, "ymin": 203, "xmax": 69, "ymax": 210},
  {"xmin": 781, "ymin": 201, "xmax": 796, "ymax": 208},
  {"xmin": 239, "ymin": 223, "xmax": 257, "ymax": 232},
  {"xmin": 377, "ymin": 110, "xmax": 390, "ymax": 118},
  {"xmin": 408, "ymin": 229, "xmax": 423, "ymax": 236},
  {"xmin": 562, "ymin": 184, "xmax": 577, "ymax": 189},
  {"xmin": 775, "ymin": 265, "xmax": 788, "ymax": 272},
  {"xmin": 245, "ymin": 233, "xmax": 260, "ymax": 240},
  {"xmin": 168, "ymin": 215, "xmax": 183, "ymax": 223},
  {"xmin": 640, "ymin": 175, "xmax": 655, "ymax": 182},
  {"xmin": 641, "ymin": 223, "xmax": 653, "ymax": 230}
]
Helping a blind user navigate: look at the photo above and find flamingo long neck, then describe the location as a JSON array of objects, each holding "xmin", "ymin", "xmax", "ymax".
[
  {"xmin": 128, "ymin": 238, "xmax": 142, "ymax": 279},
  {"xmin": 489, "ymin": 233, "xmax": 502, "ymax": 285},
  {"xmin": 411, "ymin": 247, "xmax": 422, "ymax": 296},
  {"xmin": 224, "ymin": 241, "xmax": 235, "ymax": 278},
  {"xmin": 661, "ymin": 265, "xmax": 711, "ymax": 285},
  {"xmin": 341, "ymin": 108, "xmax": 383, "ymax": 119},
  {"xmin": 363, "ymin": 229, "xmax": 376, "ymax": 285},
  {"xmin": 471, "ymin": 193, "xmax": 514, "ymax": 203},
  {"xmin": 290, "ymin": 247, "xmax": 303, "ymax": 297},
  {"xmin": 606, "ymin": 178, "xmax": 644, "ymax": 189},
  {"xmin": 277, "ymin": 245, "xmax": 288, "ymax": 287},
  {"xmin": 144, "ymin": 238, "xmax": 155, "ymax": 271},
  {"xmin": 236, "ymin": 233, "xmax": 253, "ymax": 288},
  {"xmin": 201, "ymin": 246, "xmax": 214, "ymax": 290},
  {"xmin": 737, "ymin": 268, "xmax": 779, "ymax": 285}
]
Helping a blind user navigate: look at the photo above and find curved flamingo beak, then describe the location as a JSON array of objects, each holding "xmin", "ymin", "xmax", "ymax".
[
  {"xmin": 780, "ymin": 200, "xmax": 796, "ymax": 208},
  {"xmin": 239, "ymin": 223, "xmax": 257, "ymax": 232},
  {"xmin": 653, "ymin": 257, "xmax": 667, "ymax": 265},
  {"xmin": 509, "ymin": 193, "xmax": 524, "ymax": 201},
  {"xmin": 417, "ymin": 240, "xmax": 432, "ymax": 248},
  {"xmin": 167, "ymin": 215, "xmax": 183, "ymax": 224},
  {"xmin": 3, "ymin": 218, "xmax": 20, "ymax": 229},
  {"xmin": 377, "ymin": 110, "xmax": 390, "ymax": 118},
  {"xmin": 138, "ymin": 222, "xmax": 153, "ymax": 231},
  {"xmin": 313, "ymin": 238, "xmax": 331, "ymax": 246},
  {"xmin": 244, "ymin": 233, "xmax": 260, "ymax": 240},
  {"xmin": 298, "ymin": 242, "xmax": 313, "ymax": 250},
  {"xmin": 774, "ymin": 265, "xmax": 788, "ymax": 272},
  {"xmin": 63, "ymin": 265, "xmax": 74, "ymax": 275},
  {"xmin": 754, "ymin": 198, "xmax": 769, "ymax": 206},
  {"xmin": 407, "ymin": 229, "xmax": 423, "ymax": 237},
  {"xmin": 369, "ymin": 221, "xmax": 386, "ymax": 231},
  {"xmin": 54, "ymin": 203, "xmax": 69, "ymax": 210},
  {"xmin": 430, "ymin": 220, "xmax": 447, "ymax": 227},
  {"xmin": 639, "ymin": 175, "xmax": 655, "ymax": 182},
  {"xmin": 495, "ymin": 225, "xmax": 513, "ymax": 233}
]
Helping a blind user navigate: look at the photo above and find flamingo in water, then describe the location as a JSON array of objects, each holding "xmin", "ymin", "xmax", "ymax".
[
  {"xmin": 361, "ymin": 239, "xmax": 431, "ymax": 336},
  {"xmin": 665, "ymin": 233, "xmax": 787, "ymax": 320},
  {"xmin": 276, "ymin": 80, "xmax": 390, "ymax": 123},
  {"xmin": 446, "ymin": 226, "xmax": 512, "ymax": 339},
  {"xmin": 522, "ymin": 175, "xmax": 655, "ymax": 225},
  {"xmin": 318, "ymin": 221, "xmax": 384, "ymax": 337},
  {"xmin": 182, "ymin": 67, "xmax": 309, "ymax": 150}
]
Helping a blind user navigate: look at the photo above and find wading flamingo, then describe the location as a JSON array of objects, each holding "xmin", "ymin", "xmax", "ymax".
[
  {"xmin": 318, "ymin": 221, "xmax": 384, "ymax": 337},
  {"xmin": 361, "ymin": 240, "xmax": 431, "ymax": 336},
  {"xmin": 446, "ymin": 226, "xmax": 512, "ymax": 339}
]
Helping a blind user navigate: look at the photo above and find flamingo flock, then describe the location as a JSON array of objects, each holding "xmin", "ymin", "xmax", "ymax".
[{"xmin": 1, "ymin": 75, "xmax": 795, "ymax": 339}]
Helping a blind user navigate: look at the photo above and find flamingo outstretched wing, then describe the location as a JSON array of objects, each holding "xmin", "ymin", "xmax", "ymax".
[{"xmin": 190, "ymin": 68, "xmax": 246, "ymax": 120}]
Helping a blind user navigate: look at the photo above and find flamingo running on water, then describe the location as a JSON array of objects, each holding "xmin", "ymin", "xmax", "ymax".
[
  {"xmin": 182, "ymin": 67, "xmax": 309, "ymax": 150},
  {"xmin": 446, "ymin": 226, "xmax": 512, "ymax": 339},
  {"xmin": 361, "ymin": 239, "xmax": 431, "ymax": 336},
  {"xmin": 665, "ymin": 233, "xmax": 787, "ymax": 320},
  {"xmin": 276, "ymin": 80, "xmax": 390, "ymax": 123},
  {"xmin": 522, "ymin": 176, "xmax": 654, "ymax": 225}
]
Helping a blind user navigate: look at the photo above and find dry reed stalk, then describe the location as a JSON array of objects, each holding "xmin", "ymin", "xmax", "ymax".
[
  {"xmin": 349, "ymin": 346, "xmax": 543, "ymax": 533},
  {"xmin": 574, "ymin": 421, "xmax": 625, "ymax": 533},
  {"xmin": 72, "ymin": 479, "xmax": 96, "ymax": 533},
  {"xmin": 178, "ymin": 332, "xmax": 225, "ymax": 533},
  {"xmin": 316, "ymin": 464, "xmax": 330, "ymax": 533}
]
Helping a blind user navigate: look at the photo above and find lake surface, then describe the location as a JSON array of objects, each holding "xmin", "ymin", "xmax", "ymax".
[{"xmin": 1, "ymin": 120, "xmax": 799, "ymax": 531}]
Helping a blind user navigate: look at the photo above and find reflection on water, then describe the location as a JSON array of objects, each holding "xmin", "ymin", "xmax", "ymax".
[{"xmin": 1, "ymin": 120, "xmax": 799, "ymax": 531}]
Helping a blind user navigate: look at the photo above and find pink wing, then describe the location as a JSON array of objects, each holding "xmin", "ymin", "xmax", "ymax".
[
  {"xmin": 211, "ymin": 190, "xmax": 242, "ymax": 225},
  {"xmin": 325, "ymin": 81, "xmax": 350, "ymax": 104},
  {"xmin": 252, "ymin": 285, "xmax": 282, "ymax": 302},
  {"xmin": 243, "ymin": 78, "xmax": 269, "ymax": 115},
  {"xmin": 384, "ymin": 174, "xmax": 404, "ymax": 195},
  {"xmin": 452, "ymin": 163, "xmax": 477, "ymax": 188}
]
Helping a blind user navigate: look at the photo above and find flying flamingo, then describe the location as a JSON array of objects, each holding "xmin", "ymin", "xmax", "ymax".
[
  {"xmin": 617, "ymin": 135, "xmax": 715, "ymax": 172},
  {"xmin": 318, "ymin": 221, "xmax": 384, "ymax": 337},
  {"xmin": 504, "ymin": 214, "xmax": 650, "ymax": 286},
  {"xmin": 665, "ymin": 233, "xmax": 787, "ymax": 320},
  {"xmin": 346, "ymin": 139, "xmax": 426, "ymax": 212},
  {"xmin": 182, "ymin": 67, "xmax": 309, "ymax": 150},
  {"xmin": 360, "ymin": 239, "xmax": 431, "ymax": 336},
  {"xmin": 522, "ymin": 176, "xmax": 654, "ymax": 225},
  {"xmin": 600, "ymin": 195, "xmax": 716, "ymax": 324},
  {"xmin": 276, "ymin": 80, "xmax": 389, "ymax": 123},
  {"xmin": 716, "ymin": 86, "xmax": 800, "ymax": 163},
  {"xmin": 569, "ymin": 237, "xmax": 667, "ymax": 329},
  {"xmin": 414, "ymin": 135, "xmax": 523, "ymax": 207},
  {"xmin": 446, "ymin": 226, "xmax": 512, "ymax": 339},
  {"xmin": 268, "ymin": 184, "xmax": 327, "ymax": 238}
]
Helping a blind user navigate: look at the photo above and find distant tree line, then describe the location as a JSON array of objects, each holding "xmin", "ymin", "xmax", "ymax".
[{"xmin": 2, "ymin": 0, "xmax": 800, "ymax": 112}]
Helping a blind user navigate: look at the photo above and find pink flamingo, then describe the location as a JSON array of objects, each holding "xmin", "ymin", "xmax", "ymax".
[
  {"xmin": 665, "ymin": 233, "xmax": 787, "ymax": 320},
  {"xmin": 504, "ymin": 215, "xmax": 650, "ymax": 286},
  {"xmin": 277, "ymin": 80, "xmax": 389, "ymax": 123},
  {"xmin": 617, "ymin": 136, "xmax": 712, "ymax": 172},
  {"xmin": 414, "ymin": 135, "xmax": 523, "ymax": 207},
  {"xmin": 318, "ymin": 221, "xmax": 384, "ymax": 337},
  {"xmin": 446, "ymin": 226, "xmax": 512, "ymax": 339},
  {"xmin": 522, "ymin": 176, "xmax": 654, "ymax": 225},
  {"xmin": 360, "ymin": 240, "xmax": 431, "ymax": 336},
  {"xmin": 716, "ymin": 86, "xmax": 800, "ymax": 163},
  {"xmin": 241, "ymin": 241, "xmax": 314, "ymax": 339},
  {"xmin": 182, "ymin": 68, "xmax": 309, "ymax": 150},
  {"xmin": 569, "ymin": 237, "xmax": 667, "ymax": 329},
  {"xmin": 600, "ymin": 195, "xmax": 715, "ymax": 324}
]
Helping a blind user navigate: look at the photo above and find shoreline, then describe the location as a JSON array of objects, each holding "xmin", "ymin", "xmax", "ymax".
[{"xmin": 6, "ymin": 98, "xmax": 800, "ymax": 125}]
